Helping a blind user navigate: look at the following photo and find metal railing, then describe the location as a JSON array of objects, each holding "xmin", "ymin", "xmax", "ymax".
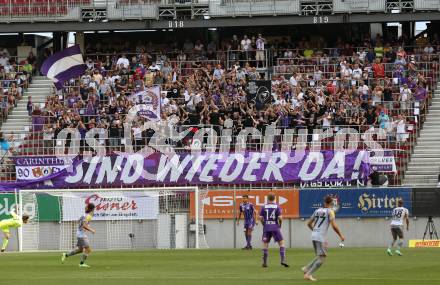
[
  {"xmin": 273, "ymin": 65, "xmax": 439, "ymax": 88},
  {"xmin": 209, "ymin": 0, "xmax": 300, "ymax": 17},
  {"xmin": 275, "ymin": 53, "xmax": 440, "ymax": 66},
  {"xmin": 0, "ymin": 0, "xmax": 84, "ymax": 22},
  {"xmin": 226, "ymin": 49, "xmax": 269, "ymax": 70},
  {"xmin": 414, "ymin": 0, "xmax": 440, "ymax": 10},
  {"xmin": 85, "ymin": 51, "xmax": 227, "ymax": 66},
  {"xmin": 386, "ymin": 0, "xmax": 414, "ymax": 12},
  {"xmin": 0, "ymin": 0, "xmax": 437, "ymax": 23},
  {"xmin": 209, "ymin": 0, "xmax": 440, "ymax": 17},
  {"xmin": 333, "ymin": 0, "xmax": 386, "ymax": 13},
  {"xmin": 0, "ymin": 0, "xmax": 160, "ymax": 22}
]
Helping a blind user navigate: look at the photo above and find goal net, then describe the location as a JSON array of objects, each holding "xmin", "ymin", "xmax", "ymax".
[{"xmin": 18, "ymin": 187, "xmax": 208, "ymax": 251}]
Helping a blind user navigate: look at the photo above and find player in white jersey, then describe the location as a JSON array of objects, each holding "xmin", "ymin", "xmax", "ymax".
[
  {"xmin": 61, "ymin": 203, "xmax": 96, "ymax": 268},
  {"xmin": 302, "ymin": 196, "xmax": 345, "ymax": 282},
  {"xmin": 387, "ymin": 199, "xmax": 409, "ymax": 256}
]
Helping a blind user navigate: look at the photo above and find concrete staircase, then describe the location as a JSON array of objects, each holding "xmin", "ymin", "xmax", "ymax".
[
  {"xmin": 403, "ymin": 81, "xmax": 440, "ymax": 187},
  {"xmin": 0, "ymin": 76, "xmax": 53, "ymax": 142}
]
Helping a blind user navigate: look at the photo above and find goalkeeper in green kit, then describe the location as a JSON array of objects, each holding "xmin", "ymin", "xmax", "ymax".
[{"xmin": 0, "ymin": 210, "xmax": 29, "ymax": 252}]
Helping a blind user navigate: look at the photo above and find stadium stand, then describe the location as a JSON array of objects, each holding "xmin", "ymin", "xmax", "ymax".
[
  {"xmin": 0, "ymin": 0, "xmax": 437, "ymax": 188},
  {"xmin": 0, "ymin": 33, "xmax": 437, "ymax": 187}
]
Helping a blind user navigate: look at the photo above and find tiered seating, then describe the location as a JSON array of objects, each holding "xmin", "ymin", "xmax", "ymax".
[
  {"xmin": 0, "ymin": 0, "xmax": 91, "ymax": 16},
  {"xmin": 3, "ymin": 36, "xmax": 439, "ymax": 187}
]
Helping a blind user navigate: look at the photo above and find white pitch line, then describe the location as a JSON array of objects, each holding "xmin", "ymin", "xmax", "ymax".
[{"xmin": 6, "ymin": 276, "xmax": 440, "ymax": 281}]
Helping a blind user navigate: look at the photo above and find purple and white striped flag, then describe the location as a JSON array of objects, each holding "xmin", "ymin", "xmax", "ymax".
[{"xmin": 40, "ymin": 45, "xmax": 86, "ymax": 90}]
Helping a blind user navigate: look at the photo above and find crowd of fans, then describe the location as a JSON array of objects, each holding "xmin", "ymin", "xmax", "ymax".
[
  {"xmin": 0, "ymin": 49, "xmax": 34, "ymax": 122},
  {"xmin": 23, "ymin": 33, "xmax": 440, "ymax": 153},
  {"xmin": 0, "ymin": 49, "xmax": 35, "ymax": 162}
]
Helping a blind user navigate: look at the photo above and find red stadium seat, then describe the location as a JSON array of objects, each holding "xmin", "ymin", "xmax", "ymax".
[
  {"xmin": 20, "ymin": 6, "xmax": 30, "ymax": 15},
  {"xmin": 0, "ymin": 7, "xmax": 8, "ymax": 15},
  {"xmin": 11, "ymin": 6, "xmax": 20, "ymax": 14},
  {"xmin": 40, "ymin": 6, "xmax": 48, "ymax": 15},
  {"xmin": 49, "ymin": 6, "xmax": 57, "ymax": 14},
  {"xmin": 57, "ymin": 5, "xmax": 66, "ymax": 14}
]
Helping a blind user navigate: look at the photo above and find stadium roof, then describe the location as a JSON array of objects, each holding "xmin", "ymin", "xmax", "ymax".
[{"xmin": 0, "ymin": 12, "xmax": 439, "ymax": 33}]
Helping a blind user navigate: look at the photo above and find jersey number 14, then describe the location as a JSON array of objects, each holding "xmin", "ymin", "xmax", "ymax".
[{"xmin": 265, "ymin": 209, "xmax": 276, "ymax": 220}]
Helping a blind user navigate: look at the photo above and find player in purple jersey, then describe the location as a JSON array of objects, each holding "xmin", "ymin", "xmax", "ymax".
[
  {"xmin": 259, "ymin": 192, "xmax": 289, "ymax": 268},
  {"xmin": 237, "ymin": 194, "xmax": 258, "ymax": 250}
]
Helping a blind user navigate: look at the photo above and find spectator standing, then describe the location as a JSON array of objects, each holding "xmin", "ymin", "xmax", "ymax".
[
  {"xmin": 373, "ymin": 58, "xmax": 385, "ymax": 78},
  {"xmin": 378, "ymin": 111, "xmax": 389, "ymax": 130},
  {"xmin": 241, "ymin": 35, "xmax": 251, "ymax": 60},
  {"xmin": 26, "ymin": 96, "xmax": 33, "ymax": 116},
  {"xmin": 255, "ymin": 34, "xmax": 266, "ymax": 68},
  {"xmin": 395, "ymin": 114, "xmax": 406, "ymax": 143},
  {"xmin": 0, "ymin": 132, "xmax": 11, "ymax": 161},
  {"xmin": 414, "ymin": 83, "xmax": 427, "ymax": 102},
  {"xmin": 116, "ymin": 54, "xmax": 129, "ymax": 70},
  {"xmin": 399, "ymin": 83, "xmax": 412, "ymax": 114}
]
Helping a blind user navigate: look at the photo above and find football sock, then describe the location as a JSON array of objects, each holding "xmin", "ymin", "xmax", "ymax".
[
  {"xmin": 245, "ymin": 234, "xmax": 250, "ymax": 247},
  {"xmin": 1, "ymin": 239, "xmax": 8, "ymax": 250},
  {"xmin": 308, "ymin": 256, "xmax": 325, "ymax": 274},
  {"xmin": 397, "ymin": 240, "xmax": 403, "ymax": 250},
  {"xmin": 305, "ymin": 257, "xmax": 318, "ymax": 271},
  {"xmin": 66, "ymin": 249, "xmax": 81, "ymax": 257},
  {"xmin": 280, "ymin": 247, "xmax": 286, "ymax": 263},
  {"xmin": 262, "ymin": 249, "xmax": 268, "ymax": 265},
  {"xmin": 389, "ymin": 239, "xmax": 396, "ymax": 249},
  {"xmin": 80, "ymin": 253, "xmax": 88, "ymax": 265}
]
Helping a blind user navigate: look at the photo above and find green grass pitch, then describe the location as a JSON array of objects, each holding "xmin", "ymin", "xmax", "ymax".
[{"xmin": 1, "ymin": 248, "xmax": 439, "ymax": 285}]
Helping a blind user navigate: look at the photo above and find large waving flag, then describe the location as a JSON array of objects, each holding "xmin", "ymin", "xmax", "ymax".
[{"xmin": 40, "ymin": 45, "xmax": 86, "ymax": 90}]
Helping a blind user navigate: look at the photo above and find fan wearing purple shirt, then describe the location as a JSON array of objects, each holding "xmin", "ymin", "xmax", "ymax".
[
  {"xmin": 236, "ymin": 194, "xmax": 257, "ymax": 250},
  {"xmin": 259, "ymin": 192, "xmax": 289, "ymax": 268}
]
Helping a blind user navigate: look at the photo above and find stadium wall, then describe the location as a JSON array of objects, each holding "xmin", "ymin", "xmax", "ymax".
[
  {"xmin": 5, "ymin": 217, "xmax": 439, "ymax": 251},
  {"xmin": 3, "ymin": 188, "xmax": 440, "ymax": 251},
  {"xmin": 205, "ymin": 217, "xmax": 440, "ymax": 249}
]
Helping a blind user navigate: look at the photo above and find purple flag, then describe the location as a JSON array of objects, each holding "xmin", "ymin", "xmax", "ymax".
[{"xmin": 40, "ymin": 45, "xmax": 86, "ymax": 90}]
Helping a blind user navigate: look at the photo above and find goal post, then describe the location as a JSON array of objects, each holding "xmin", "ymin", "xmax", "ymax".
[{"xmin": 18, "ymin": 187, "xmax": 209, "ymax": 252}]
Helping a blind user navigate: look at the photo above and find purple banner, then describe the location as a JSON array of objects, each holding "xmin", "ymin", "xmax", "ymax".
[
  {"xmin": 13, "ymin": 156, "xmax": 72, "ymax": 181},
  {"xmin": 0, "ymin": 151, "xmax": 370, "ymax": 190},
  {"xmin": 369, "ymin": 150, "xmax": 397, "ymax": 173}
]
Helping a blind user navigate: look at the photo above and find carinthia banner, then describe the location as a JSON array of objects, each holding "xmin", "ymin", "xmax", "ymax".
[{"xmin": 13, "ymin": 156, "xmax": 71, "ymax": 181}]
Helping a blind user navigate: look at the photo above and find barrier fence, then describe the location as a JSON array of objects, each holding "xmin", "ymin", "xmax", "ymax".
[
  {"xmin": 0, "ymin": 187, "xmax": 439, "ymax": 218},
  {"xmin": 275, "ymin": 52, "xmax": 440, "ymax": 66},
  {"xmin": 273, "ymin": 62, "xmax": 439, "ymax": 84}
]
